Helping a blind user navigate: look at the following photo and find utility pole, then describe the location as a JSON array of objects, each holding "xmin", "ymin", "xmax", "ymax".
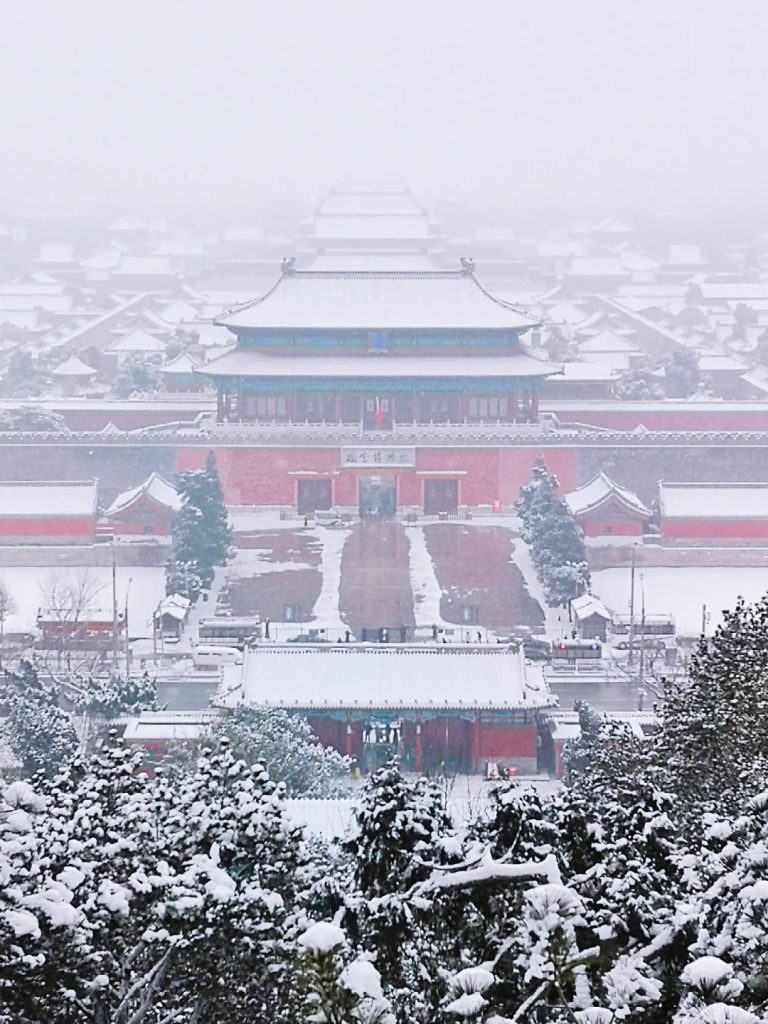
[
  {"xmin": 124, "ymin": 577, "xmax": 133, "ymax": 676},
  {"xmin": 701, "ymin": 603, "xmax": 708, "ymax": 637},
  {"xmin": 628, "ymin": 545, "xmax": 637, "ymax": 667},
  {"xmin": 638, "ymin": 574, "xmax": 646, "ymax": 689},
  {"xmin": 111, "ymin": 542, "xmax": 119, "ymax": 671}
]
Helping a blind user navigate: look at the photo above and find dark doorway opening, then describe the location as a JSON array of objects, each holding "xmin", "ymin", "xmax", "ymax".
[
  {"xmin": 359, "ymin": 475, "xmax": 397, "ymax": 519},
  {"xmin": 297, "ymin": 479, "xmax": 332, "ymax": 515},
  {"xmin": 423, "ymin": 478, "xmax": 459, "ymax": 515}
]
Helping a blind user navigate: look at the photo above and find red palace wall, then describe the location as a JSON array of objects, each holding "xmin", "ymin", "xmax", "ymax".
[
  {"xmin": 307, "ymin": 714, "xmax": 537, "ymax": 772},
  {"xmin": 110, "ymin": 515, "xmax": 175, "ymax": 536},
  {"xmin": 176, "ymin": 446, "xmax": 579, "ymax": 508},
  {"xmin": 476, "ymin": 723, "xmax": 537, "ymax": 760},
  {"xmin": 663, "ymin": 518, "xmax": 768, "ymax": 540},
  {"xmin": 580, "ymin": 517, "xmax": 645, "ymax": 537},
  {"xmin": 0, "ymin": 517, "xmax": 94, "ymax": 538}
]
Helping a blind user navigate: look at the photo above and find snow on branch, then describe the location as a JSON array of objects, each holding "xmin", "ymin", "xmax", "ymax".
[{"xmin": 413, "ymin": 852, "xmax": 562, "ymax": 898}]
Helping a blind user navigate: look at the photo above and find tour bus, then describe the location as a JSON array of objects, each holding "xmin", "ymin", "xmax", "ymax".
[
  {"xmin": 193, "ymin": 645, "xmax": 243, "ymax": 670},
  {"xmin": 611, "ymin": 614, "xmax": 675, "ymax": 639},
  {"xmin": 197, "ymin": 616, "xmax": 262, "ymax": 649},
  {"xmin": 550, "ymin": 638, "xmax": 603, "ymax": 663}
]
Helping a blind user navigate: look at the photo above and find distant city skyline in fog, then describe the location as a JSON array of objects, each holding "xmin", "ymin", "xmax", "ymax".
[{"xmin": 3, "ymin": 0, "xmax": 767, "ymax": 223}]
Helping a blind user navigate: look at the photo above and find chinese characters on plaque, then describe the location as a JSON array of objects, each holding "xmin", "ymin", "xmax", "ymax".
[{"xmin": 340, "ymin": 447, "xmax": 416, "ymax": 468}]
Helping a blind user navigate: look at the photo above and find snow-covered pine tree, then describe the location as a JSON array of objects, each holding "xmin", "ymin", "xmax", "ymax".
[
  {"xmin": 343, "ymin": 759, "xmax": 451, "ymax": 1007},
  {"xmin": 150, "ymin": 741, "xmax": 305, "ymax": 1021},
  {"xmin": 515, "ymin": 455, "xmax": 557, "ymax": 523},
  {"xmin": 292, "ymin": 922, "xmax": 395, "ymax": 1024},
  {"xmin": 0, "ymin": 733, "xmax": 308, "ymax": 1023},
  {"xmin": 0, "ymin": 661, "xmax": 77, "ymax": 776},
  {"xmin": 177, "ymin": 452, "xmax": 232, "ymax": 569},
  {"xmin": 209, "ymin": 705, "xmax": 352, "ymax": 797},
  {"xmin": 76, "ymin": 671, "xmax": 158, "ymax": 718},
  {"xmin": 656, "ymin": 594, "xmax": 768, "ymax": 813},
  {"xmin": 518, "ymin": 461, "xmax": 559, "ymax": 546},
  {"xmin": 516, "ymin": 459, "xmax": 590, "ymax": 606},
  {"xmin": 166, "ymin": 453, "xmax": 233, "ymax": 602},
  {"xmin": 347, "ymin": 759, "xmax": 450, "ymax": 900},
  {"xmin": 529, "ymin": 497, "xmax": 590, "ymax": 605},
  {"xmin": 165, "ymin": 551, "xmax": 205, "ymax": 602}
]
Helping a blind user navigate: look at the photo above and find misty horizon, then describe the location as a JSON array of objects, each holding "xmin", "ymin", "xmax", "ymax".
[{"xmin": 2, "ymin": 0, "xmax": 767, "ymax": 228}]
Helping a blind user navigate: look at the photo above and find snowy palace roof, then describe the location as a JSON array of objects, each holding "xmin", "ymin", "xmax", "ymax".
[
  {"xmin": 215, "ymin": 267, "xmax": 540, "ymax": 332},
  {"xmin": 199, "ymin": 348, "xmax": 559, "ymax": 381},
  {"xmin": 106, "ymin": 329, "xmax": 166, "ymax": 354},
  {"xmin": 159, "ymin": 351, "xmax": 203, "ymax": 375},
  {"xmin": 52, "ymin": 355, "xmax": 98, "ymax": 378},
  {"xmin": 0, "ymin": 480, "xmax": 98, "ymax": 518},
  {"xmin": 659, "ymin": 482, "xmax": 768, "ymax": 519},
  {"xmin": 570, "ymin": 594, "xmax": 611, "ymax": 622},
  {"xmin": 566, "ymin": 473, "xmax": 651, "ymax": 518},
  {"xmin": 216, "ymin": 643, "xmax": 554, "ymax": 712},
  {"xmin": 105, "ymin": 473, "xmax": 182, "ymax": 517}
]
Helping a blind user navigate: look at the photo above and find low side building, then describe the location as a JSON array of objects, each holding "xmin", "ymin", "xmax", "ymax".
[
  {"xmin": 565, "ymin": 472, "xmax": 651, "ymax": 539},
  {"xmin": 540, "ymin": 710, "xmax": 659, "ymax": 778},
  {"xmin": 570, "ymin": 594, "xmax": 612, "ymax": 641},
  {"xmin": 122, "ymin": 710, "xmax": 222, "ymax": 764},
  {"xmin": 159, "ymin": 351, "xmax": 206, "ymax": 393},
  {"xmin": 153, "ymin": 593, "xmax": 191, "ymax": 638},
  {"xmin": 659, "ymin": 481, "xmax": 768, "ymax": 543},
  {"xmin": 104, "ymin": 472, "xmax": 181, "ymax": 537},
  {"xmin": 215, "ymin": 642, "xmax": 555, "ymax": 774},
  {"xmin": 0, "ymin": 480, "xmax": 98, "ymax": 544}
]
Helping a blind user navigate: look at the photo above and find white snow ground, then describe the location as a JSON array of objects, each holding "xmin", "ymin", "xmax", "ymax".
[
  {"xmin": 405, "ymin": 525, "xmax": 454, "ymax": 630},
  {"xmin": 308, "ymin": 525, "xmax": 348, "ymax": 628},
  {"xmin": 0, "ymin": 566, "xmax": 166, "ymax": 637},
  {"xmin": 592, "ymin": 566, "xmax": 768, "ymax": 636}
]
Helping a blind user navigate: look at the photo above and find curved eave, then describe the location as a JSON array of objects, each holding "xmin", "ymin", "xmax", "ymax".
[
  {"xmin": 240, "ymin": 701, "xmax": 548, "ymax": 712},
  {"xmin": 572, "ymin": 494, "xmax": 652, "ymax": 518}
]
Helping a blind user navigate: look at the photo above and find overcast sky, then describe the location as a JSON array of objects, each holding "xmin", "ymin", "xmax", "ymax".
[{"xmin": 2, "ymin": 0, "xmax": 766, "ymax": 219}]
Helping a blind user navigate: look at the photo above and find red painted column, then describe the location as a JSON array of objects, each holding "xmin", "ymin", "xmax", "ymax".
[
  {"xmin": 414, "ymin": 717, "xmax": 423, "ymax": 773},
  {"xmin": 346, "ymin": 719, "xmax": 353, "ymax": 758},
  {"xmin": 472, "ymin": 713, "xmax": 480, "ymax": 773}
]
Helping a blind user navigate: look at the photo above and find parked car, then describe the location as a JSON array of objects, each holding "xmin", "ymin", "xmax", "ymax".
[
  {"xmin": 523, "ymin": 637, "xmax": 552, "ymax": 661},
  {"xmin": 193, "ymin": 645, "xmax": 243, "ymax": 670},
  {"xmin": 615, "ymin": 637, "xmax": 666, "ymax": 652}
]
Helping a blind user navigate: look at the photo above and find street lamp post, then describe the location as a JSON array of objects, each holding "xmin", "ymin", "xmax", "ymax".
[{"xmin": 124, "ymin": 577, "xmax": 133, "ymax": 676}]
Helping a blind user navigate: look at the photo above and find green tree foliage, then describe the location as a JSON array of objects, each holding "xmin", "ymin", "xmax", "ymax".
[
  {"xmin": 75, "ymin": 671, "xmax": 158, "ymax": 719},
  {"xmin": 616, "ymin": 359, "xmax": 664, "ymax": 400},
  {"xmin": 0, "ymin": 661, "xmax": 77, "ymax": 775},
  {"xmin": 346, "ymin": 759, "xmax": 450, "ymax": 899},
  {"xmin": 210, "ymin": 705, "xmax": 351, "ymax": 797},
  {"xmin": 111, "ymin": 354, "xmax": 162, "ymax": 398},
  {"xmin": 517, "ymin": 458, "xmax": 590, "ymax": 606},
  {"xmin": 8, "ymin": 598, "xmax": 768, "ymax": 1022},
  {"xmin": 0, "ymin": 350, "xmax": 52, "ymax": 398},
  {"xmin": 0, "ymin": 737, "xmax": 305, "ymax": 1024},
  {"xmin": 657, "ymin": 594, "xmax": 768, "ymax": 813},
  {"xmin": 166, "ymin": 452, "xmax": 232, "ymax": 602},
  {"xmin": 0, "ymin": 405, "xmax": 68, "ymax": 432},
  {"xmin": 662, "ymin": 349, "xmax": 700, "ymax": 398}
]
